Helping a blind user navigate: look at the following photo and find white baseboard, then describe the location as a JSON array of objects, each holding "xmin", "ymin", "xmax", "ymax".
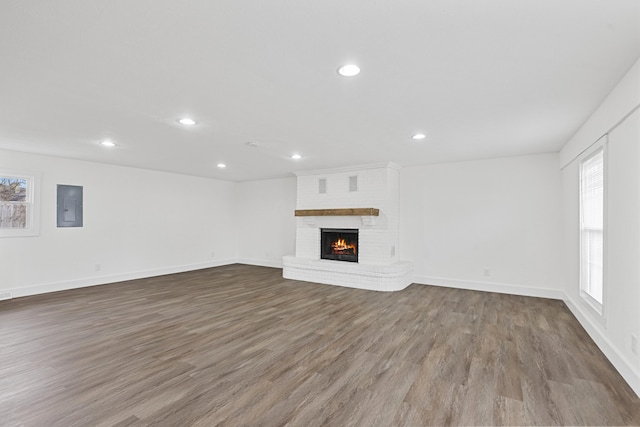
[
  {"xmin": 236, "ymin": 258, "xmax": 283, "ymax": 269},
  {"xmin": 10, "ymin": 258, "xmax": 237, "ymax": 299},
  {"xmin": 412, "ymin": 275, "xmax": 564, "ymax": 300},
  {"xmin": 563, "ymin": 293, "xmax": 640, "ymax": 398},
  {"xmin": 8, "ymin": 258, "xmax": 281, "ymax": 300}
]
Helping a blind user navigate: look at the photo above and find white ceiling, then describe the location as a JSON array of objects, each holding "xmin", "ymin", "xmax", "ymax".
[{"xmin": 1, "ymin": 1, "xmax": 639, "ymax": 182}]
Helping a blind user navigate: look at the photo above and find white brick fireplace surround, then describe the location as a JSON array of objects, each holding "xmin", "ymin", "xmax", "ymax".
[{"xmin": 283, "ymin": 163, "xmax": 413, "ymax": 291}]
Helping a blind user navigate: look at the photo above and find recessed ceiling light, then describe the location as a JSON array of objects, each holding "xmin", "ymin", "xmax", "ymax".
[
  {"xmin": 100, "ymin": 140, "xmax": 116, "ymax": 147},
  {"xmin": 337, "ymin": 64, "xmax": 360, "ymax": 77},
  {"xmin": 217, "ymin": 163, "xmax": 227, "ymax": 168},
  {"xmin": 178, "ymin": 118, "xmax": 196, "ymax": 125},
  {"xmin": 412, "ymin": 133, "xmax": 426, "ymax": 140},
  {"xmin": 290, "ymin": 154, "xmax": 302, "ymax": 160}
]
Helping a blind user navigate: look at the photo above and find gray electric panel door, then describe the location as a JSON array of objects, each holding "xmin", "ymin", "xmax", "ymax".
[{"xmin": 57, "ymin": 185, "xmax": 83, "ymax": 227}]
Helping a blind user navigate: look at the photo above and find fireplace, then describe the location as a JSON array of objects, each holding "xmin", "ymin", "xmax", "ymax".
[
  {"xmin": 284, "ymin": 163, "xmax": 413, "ymax": 291},
  {"xmin": 321, "ymin": 228, "xmax": 358, "ymax": 263}
]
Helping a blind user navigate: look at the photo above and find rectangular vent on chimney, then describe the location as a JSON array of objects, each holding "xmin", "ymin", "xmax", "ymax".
[
  {"xmin": 349, "ymin": 175, "xmax": 358, "ymax": 192},
  {"xmin": 319, "ymin": 178, "xmax": 327, "ymax": 194}
]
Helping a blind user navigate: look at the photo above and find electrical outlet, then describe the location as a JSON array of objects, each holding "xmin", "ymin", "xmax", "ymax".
[
  {"xmin": 483, "ymin": 269, "xmax": 490, "ymax": 277},
  {"xmin": 211, "ymin": 251, "xmax": 215, "ymax": 258},
  {"xmin": 632, "ymin": 334, "xmax": 638, "ymax": 356},
  {"xmin": 95, "ymin": 264, "xmax": 101, "ymax": 272}
]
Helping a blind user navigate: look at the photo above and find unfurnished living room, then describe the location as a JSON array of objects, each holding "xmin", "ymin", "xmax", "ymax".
[{"xmin": 1, "ymin": 1, "xmax": 640, "ymax": 426}]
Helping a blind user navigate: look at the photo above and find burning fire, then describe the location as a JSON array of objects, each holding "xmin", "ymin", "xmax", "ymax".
[{"xmin": 331, "ymin": 238, "xmax": 357, "ymax": 255}]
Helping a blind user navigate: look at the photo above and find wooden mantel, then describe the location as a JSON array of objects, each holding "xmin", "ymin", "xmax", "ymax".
[{"xmin": 294, "ymin": 208, "xmax": 380, "ymax": 217}]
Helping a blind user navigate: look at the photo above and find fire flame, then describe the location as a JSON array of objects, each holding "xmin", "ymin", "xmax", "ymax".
[{"xmin": 331, "ymin": 238, "xmax": 357, "ymax": 254}]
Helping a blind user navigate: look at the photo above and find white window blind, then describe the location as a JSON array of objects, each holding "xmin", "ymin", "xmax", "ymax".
[{"xmin": 579, "ymin": 148, "xmax": 604, "ymax": 309}]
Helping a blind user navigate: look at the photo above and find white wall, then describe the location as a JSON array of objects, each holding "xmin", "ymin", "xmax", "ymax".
[
  {"xmin": 560, "ymin": 56, "xmax": 640, "ymax": 395},
  {"xmin": 0, "ymin": 149, "xmax": 237, "ymax": 297},
  {"xmin": 235, "ymin": 176, "xmax": 297, "ymax": 268},
  {"xmin": 400, "ymin": 153, "xmax": 564, "ymax": 298}
]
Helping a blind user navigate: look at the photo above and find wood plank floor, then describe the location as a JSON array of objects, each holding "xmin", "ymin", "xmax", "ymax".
[{"xmin": 1, "ymin": 264, "xmax": 639, "ymax": 426}]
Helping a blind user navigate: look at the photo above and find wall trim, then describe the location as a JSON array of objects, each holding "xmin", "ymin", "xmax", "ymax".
[
  {"xmin": 563, "ymin": 292, "xmax": 640, "ymax": 398},
  {"xmin": 412, "ymin": 275, "xmax": 564, "ymax": 300},
  {"xmin": 10, "ymin": 258, "xmax": 237, "ymax": 299},
  {"xmin": 294, "ymin": 161, "xmax": 401, "ymax": 176},
  {"xmin": 236, "ymin": 258, "xmax": 283, "ymax": 269},
  {"xmin": 9, "ymin": 258, "xmax": 282, "ymax": 300}
]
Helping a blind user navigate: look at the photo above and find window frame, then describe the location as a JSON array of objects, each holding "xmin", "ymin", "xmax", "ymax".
[
  {"xmin": 0, "ymin": 169, "xmax": 41, "ymax": 238},
  {"xmin": 578, "ymin": 138, "xmax": 607, "ymax": 318}
]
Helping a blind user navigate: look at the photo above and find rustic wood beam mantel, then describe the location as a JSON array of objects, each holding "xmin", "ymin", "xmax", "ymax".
[{"xmin": 294, "ymin": 208, "xmax": 380, "ymax": 217}]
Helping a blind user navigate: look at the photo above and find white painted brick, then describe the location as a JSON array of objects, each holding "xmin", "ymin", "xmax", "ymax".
[{"xmin": 285, "ymin": 163, "xmax": 411, "ymax": 290}]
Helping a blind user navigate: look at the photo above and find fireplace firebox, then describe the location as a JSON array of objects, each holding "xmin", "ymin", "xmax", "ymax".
[{"xmin": 321, "ymin": 228, "xmax": 358, "ymax": 263}]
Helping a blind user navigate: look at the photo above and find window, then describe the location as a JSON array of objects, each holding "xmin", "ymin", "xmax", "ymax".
[
  {"xmin": 0, "ymin": 171, "xmax": 40, "ymax": 237},
  {"xmin": 579, "ymin": 146, "xmax": 604, "ymax": 313}
]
